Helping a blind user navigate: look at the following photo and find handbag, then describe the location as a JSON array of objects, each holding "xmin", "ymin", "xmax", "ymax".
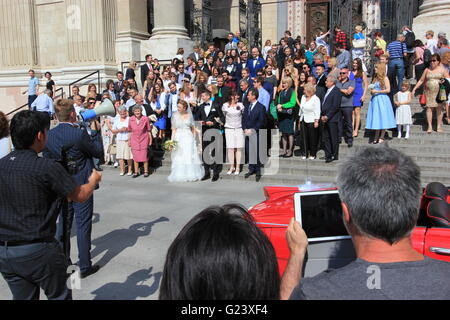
[
  {"xmin": 436, "ymin": 78, "xmax": 450, "ymax": 103},
  {"xmin": 419, "ymin": 75, "xmax": 427, "ymax": 107},
  {"xmin": 375, "ymin": 49, "xmax": 384, "ymax": 58},
  {"xmin": 269, "ymin": 101, "xmax": 278, "ymax": 120},
  {"xmin": 419, "ymin": 93, "xmax": 427, "ymax": 106},
  {"xmin": 352, "ymin": 39, "xmax": 366, "ymax": 49}
]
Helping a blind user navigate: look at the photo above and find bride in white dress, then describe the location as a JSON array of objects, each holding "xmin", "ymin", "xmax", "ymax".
[{"xmin": 167, "ymin": 100, "xmax": 204, "ymax": 182}]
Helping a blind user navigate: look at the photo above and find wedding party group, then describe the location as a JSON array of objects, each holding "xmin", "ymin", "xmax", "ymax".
[{"xmin": 16, "ymin": 26, "xmax": 450, "ymax": 183}]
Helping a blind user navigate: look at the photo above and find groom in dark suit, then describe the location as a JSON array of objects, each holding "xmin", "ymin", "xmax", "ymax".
[
  {"xmin": 195, "ymin": 90, "xmax": 224, "ymax": 182},
  {"xmin": 243, "ymin": 88, "xmax": 267, "ymax": 182},
  {"xmin": 321, "ymin": 76, "xmax": 342, "ymax": 163}
]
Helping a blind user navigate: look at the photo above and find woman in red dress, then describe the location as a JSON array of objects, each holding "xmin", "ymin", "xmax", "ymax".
[{"xmin": 128, "ymin": 105, "xmax": 152, "ymax": 178}]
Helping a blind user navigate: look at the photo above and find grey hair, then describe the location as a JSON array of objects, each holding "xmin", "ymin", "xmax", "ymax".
[
  {"xmin": 313, "ymin": 53, "xmax": 324, "ymax": 61},
  {"xmin": 45, "ymin": 89, "xmax": 52, "ymax": 95},
  {"xmin": 327, "ymin": 76, "xmax": 338, "ymax": 84},
  {"xmin": 118, "ymin": 105, "xmax": 127, "ymax": 112},
  {"xmin": 239, "ymin": 79, "xmax": 249, "ymax": 87},
  {"xmin": 132, "ymin": 105, "xmax": 142, "ymax": 112},
  {"xmin": 336, "ymin": 145, "xmax": 421, "ymax": 245}
]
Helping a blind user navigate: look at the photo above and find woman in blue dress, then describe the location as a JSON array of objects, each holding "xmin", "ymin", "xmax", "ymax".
[
  {"xmin": 149, "ymin": 83, "xmax": 167, "ymax": 148},
  {"xmin": 365, "ymin": 63, "xmax": 397, "ymax": 144},
  {"xmin": 350, "ymin": 58, "xmax": 368, "ymax": 137}
]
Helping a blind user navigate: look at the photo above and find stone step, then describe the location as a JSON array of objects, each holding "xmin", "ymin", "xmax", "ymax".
[
  {"xmin": 160, "ymin": 155, "xmax": 450, "ymax": 171},
  {"xmin": 151, "ymin": 166, "xmax": 450, "ymax": 187}
]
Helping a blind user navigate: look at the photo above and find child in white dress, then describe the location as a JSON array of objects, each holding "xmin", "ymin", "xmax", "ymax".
[{"xmin": 394, "ymin": 81, "xmax": 413, "ymax": 139}]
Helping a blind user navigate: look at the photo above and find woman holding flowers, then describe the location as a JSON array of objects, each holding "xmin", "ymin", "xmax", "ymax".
[{"xmin": 167, "ymin": 100, "xmax": 204, "ymax": 182}]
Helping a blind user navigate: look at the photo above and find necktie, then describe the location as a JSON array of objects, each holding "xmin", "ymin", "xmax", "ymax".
[{"xmin": 218, "ymin": 88, "xmax": 222, "ymax": 98}]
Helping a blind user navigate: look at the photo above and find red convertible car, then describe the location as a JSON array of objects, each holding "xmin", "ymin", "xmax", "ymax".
[{"xmin": 249, "ymin": 182, "xmax": 450, "ymax": 277}]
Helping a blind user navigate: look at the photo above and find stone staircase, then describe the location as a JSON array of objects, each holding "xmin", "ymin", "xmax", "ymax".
[{"xmin": 151, "ymin": 98, "xmax": 450, "ymax": 186}]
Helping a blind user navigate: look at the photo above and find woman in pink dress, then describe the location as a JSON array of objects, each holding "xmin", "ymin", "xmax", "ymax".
[{"xmin": 128, "ymin": 105, "xmax": 152, "ymax": 178}]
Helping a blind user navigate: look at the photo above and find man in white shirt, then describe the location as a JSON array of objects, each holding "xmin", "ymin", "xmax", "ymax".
[
  {"xmin": 426, "ymin": 30, "xmax": 438, "ymax": 54},
  {"xmin": 31, "ymin": 89, "xmax": 54, "ymax": 116},
  {"xmin": 73, "ymin": 95, "xmax": 85, "ymax": 119},
  {"xmin": 125, "ymin": 88, "xmax": 138, "ymax": 112}
]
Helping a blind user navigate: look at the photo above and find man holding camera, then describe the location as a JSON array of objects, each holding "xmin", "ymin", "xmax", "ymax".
[
  {"xmin": 43, "ymin": 99, "xmax": 104, "ymax": 279},
  {"xmin": 0, "ymin": 111, "xmax": 102, "ymax": 300}
]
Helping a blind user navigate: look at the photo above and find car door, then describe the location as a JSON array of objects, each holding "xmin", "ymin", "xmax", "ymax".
[{"xmin": 423, "ymin": 228, "xmax": 450, "ymax": 262}]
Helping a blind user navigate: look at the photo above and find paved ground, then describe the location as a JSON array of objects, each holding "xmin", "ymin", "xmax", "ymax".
[{"xmin": 0, "ymin": 168, "xmax": 269, "ymax": 300}]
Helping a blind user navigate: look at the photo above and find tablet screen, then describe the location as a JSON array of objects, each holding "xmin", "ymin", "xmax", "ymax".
[{"xmin": 294, "ymin": 190, "xmax": 351, "ymax": 242}]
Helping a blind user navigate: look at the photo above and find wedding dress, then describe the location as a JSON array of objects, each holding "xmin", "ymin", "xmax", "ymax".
[{"xmin": 167, "ymin": 110, "xmax": 204, "ymax": 182}]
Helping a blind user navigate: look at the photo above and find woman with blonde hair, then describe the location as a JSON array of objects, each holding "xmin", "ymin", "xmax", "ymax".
[
  {"xmin": 280, "ymin": 60, "xmax": 299, "ymax": 90},
  {"xmin": 365, "ymin": 63, "xmax": 396, "ymax": 143},
  {"xmin": 195, "ymin": 71, "xmax": 209, "ymax": 98},
  {"xmin": 180, "ymin": 79, "xmax": 197, "ymax": 107},
  {"xmin": 142, "ymin": 72, "xmax": 156, "ymax": 103},
  {"xmin": 276, "ymin": 77, "xmax": 297, "ymax": 157},
  {"xmin": 327, "ymin": 57, "xmax": 340, "ymax": 78},
  {"xmin": 266, "ymin": 56, "xmax": 279, "ymax": 80},
  {"xmin": 126, "ymin": 61, "xmax": 137, "ymax": 81},
  {"xmin": 352, "ymin": 25, "xmax": 367, "ymax": 73},
  {"xmin": 263, "ymin": 40, "xmax": 272, "ymax": 60},
  {"xmin": 298, "ymin": 84, "xmax": 321, "ymax": 159}
]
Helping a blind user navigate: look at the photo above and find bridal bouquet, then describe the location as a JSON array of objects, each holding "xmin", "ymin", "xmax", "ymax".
[{"xmin": 163, "ymin": 140, "xmax": 178, "ymax": 152}]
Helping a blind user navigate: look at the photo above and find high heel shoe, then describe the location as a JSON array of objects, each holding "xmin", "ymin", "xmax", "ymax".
[
  {"xmin": 437, "ymin": 126, "xmax": 444, "ymax": 133},
  {"xmin": 227, "ymin": 168, "xmax": 235, "ymax": 175},
  {"xmin": 427, "ymin": 127, "xmax": 432, "ymax": 134}
]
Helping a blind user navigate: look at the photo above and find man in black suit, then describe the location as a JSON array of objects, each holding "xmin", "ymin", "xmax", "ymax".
[
  {"xmin": 43, "ymin": 99, "xmax": 104, "ymax": 279},
  {"xmin": 188, "ymin": 45, "xmax": 202, "ymax": 63},
  {"xmin": 68, "ymin": 85, "xmax": 85, "ymax": 103},
  {"xmin": 320, "ymin": 76, "xmax": 342, "ymax": 163},
  {"xmin": 238, "ymin": 79, "xmax": 251, "ymax": 107},
  {"xmin": 197, "ymin": 59, "xmax": 210, "ymax": 76},
  {"xmin": 236, "ymin": 51, "xmax": 249, "ymax": 82},
  {"xmin": 243, "ymin": 88, "xmax": 267, "ymax": 182},
  {"xmin": 315, "ymin": 64, "xmax": 327, "ymax": 102},
  {"xmin": 140, "ymin": 54, "xmax": 154, "ymax": 87},
  {"xmin": 114, "ymin": 71, "xmax": 125, "ymax": 95},
  {"xmin": 195, "ymin": 90, "xmax": 224, "ymax": 182}
]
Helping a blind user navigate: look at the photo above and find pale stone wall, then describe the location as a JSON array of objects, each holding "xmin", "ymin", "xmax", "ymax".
[{"xmin": 260, "ymin": 0, "xmax": 278, "ymax": 44}]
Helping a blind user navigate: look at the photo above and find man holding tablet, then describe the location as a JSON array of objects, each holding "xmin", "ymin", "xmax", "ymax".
[{"xmin": 280, "ymin": 145, "xmax": 450, "ymax": 300}]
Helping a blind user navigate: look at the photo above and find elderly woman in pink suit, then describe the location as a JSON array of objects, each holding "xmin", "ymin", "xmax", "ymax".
[{"xmin": 128, "ymin": 105, "xmax": 152, "ymax": 178}]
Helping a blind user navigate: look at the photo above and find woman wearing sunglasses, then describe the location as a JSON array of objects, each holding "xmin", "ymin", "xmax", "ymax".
[{"xmin": 413, "ymin": 54, "xmax": 450, "ymax": 133}]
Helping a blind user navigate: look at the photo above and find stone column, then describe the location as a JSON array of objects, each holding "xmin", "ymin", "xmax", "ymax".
[
  {"xmin": 142, "ymin": 0, "xmax": 193, "ymax": 62},
  {"xmin": 116, "ymin": 0, "xmax": 150, "ymax": 64},
  {"xmin": 413, "ymin": 0, "xmax": 450, "ymax": 42},
  {"xmin": 0, "ymin": 0, "xmax": 39, "ymax": 71}
]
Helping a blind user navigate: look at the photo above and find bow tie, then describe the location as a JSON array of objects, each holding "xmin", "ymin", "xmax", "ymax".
[{"xmin": 204, "ymin": 103, "xmax": 210, "ymax": 107}]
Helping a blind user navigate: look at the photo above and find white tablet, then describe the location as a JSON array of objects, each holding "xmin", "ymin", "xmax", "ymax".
[{"xmin": 294, "ymin": 190, "xmax": 352, "ymax": 242}]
